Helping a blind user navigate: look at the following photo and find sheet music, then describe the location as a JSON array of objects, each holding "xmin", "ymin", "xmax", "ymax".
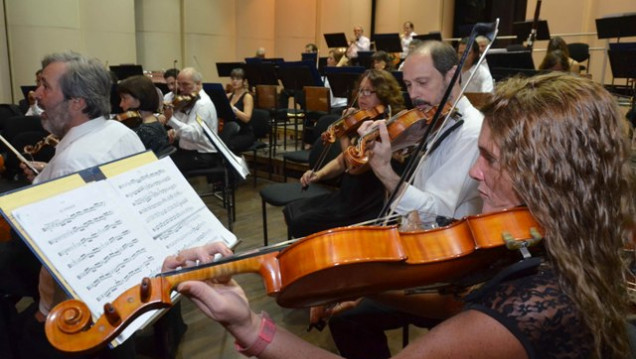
[
  {"xmin": 196, "ymin": 116, "xmax": 250, "ymax": 179},
  {"xmin": 11, "ymin": 156, "xmax": 237, "ymax": 344}
]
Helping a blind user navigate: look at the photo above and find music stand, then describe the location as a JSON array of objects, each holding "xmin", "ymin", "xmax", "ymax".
[
  {"xmin": 301, "ymin": 52, "xmax": 318, "ymax": 66},
  {"xmin": 373, "ymin": 33, "xmax": 403, "ymax": 53},
  {"xmin": 512, "ymin": 20, "xmax": 550, "ymax": 43},
  {"xmin": 216, "ymin": 62, "xmax": 245, "ymax": 77},
  {"xmin": 356, "ymin": 51, "xmax": 373, "ymax": 69},
  {"xmin": 324, "ymin": 66, "xmax": 365, "ymax": 100},
  {"xmin": 486, "ymin": 51, "xmax": 536, "ymax": 82},
  {"xmin": 324, "ymin": 33, "xmax": 348, "ymax": 48},
  {"xmin": 413, "ymin": 32, "xmax": 443, "ymax": 42},
  {"xmin": 109, "ymin": 64, "xmax": 143, "ymax": 81},
  {"xmin": 595, "ymin": 13, "xmax": 636, "ymax": 39},
  {"xmin": 202, "ymin": 83, "xmax": 235, "ymax": 124},
  {"xmin": 243, "ymin": 62, "xmax": 279, "ymax": 89}
]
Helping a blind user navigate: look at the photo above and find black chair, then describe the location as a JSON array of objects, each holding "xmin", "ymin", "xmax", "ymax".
[
  {"xmin": 259, "ymin": 133, "xmax": 341, "ymax": 245},
  {"xmin": 567, "ymin": 42, "xmax": 590, "ymax": 73},
  {"xmin": 184, "ymin": 161, "xmax": 236, "ymax": 231},
  {"xmin": 241, "ymin": 108, "xmax": 271, "ymax": 186}
]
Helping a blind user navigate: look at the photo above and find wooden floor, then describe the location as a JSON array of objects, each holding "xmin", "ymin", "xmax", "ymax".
[{"xmin": 148, "ymin": 173, "xmax": 420, "ymax": 359}]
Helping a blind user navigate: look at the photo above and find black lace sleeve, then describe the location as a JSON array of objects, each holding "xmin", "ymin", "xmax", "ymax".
[{"xmin": 465, "ymin": 265, "xmax": 594, "ymax": 359}]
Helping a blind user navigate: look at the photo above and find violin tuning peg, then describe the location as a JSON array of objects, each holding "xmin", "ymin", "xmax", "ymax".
[
  {"xmin": 103, "ymin": 302, "xmax": 121, "ymax": 325},
  {"xmin": 140, "ymin": 277, "xmax": 152, "ymax": 302}
]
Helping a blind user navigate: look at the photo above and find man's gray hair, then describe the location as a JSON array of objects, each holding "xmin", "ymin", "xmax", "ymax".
[{"xmin": 42, "ymin": 51, "xmax": 112, "ymax": 118}]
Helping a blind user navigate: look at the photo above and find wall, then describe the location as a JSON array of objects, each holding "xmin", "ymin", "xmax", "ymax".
[
  {"xmin": 526, "ymin": 0, "xmax": 636, "ymax": 82},
  {"xmin": 0, "ymin": 0, "xmax": 634, "ymax": 104}
]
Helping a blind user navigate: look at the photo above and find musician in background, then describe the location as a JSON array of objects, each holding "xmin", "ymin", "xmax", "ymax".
[
  {"xmin": 284, "ymin": 69, "xmax": 405, "ymax": 239},
  {"xmin": 457, "ymin": 37, "xmax": 494, "ymax": 93},
  {"xmin": 165, "ymin": 67, "xmax": 219, "ymax": 172},
  {"xmin": 164, "ymin": 72, "xmax": 634, "ymax": 359},
  {"xmin": 162, "ymin": 67, "xmax": 180, "ymax": 104},
  {"xmin": 16, "ymin": 51, "xmax": 144, "ymax": 358},
  {"xmin": 545, "ymin": 36, "xmax": 580, "ymax": 73},
  {"xmin": 399, "ymin": 21, "xmax": 417, "ymax": 60},
  {"xmin": 116, "ymin": 75, "xmax": 173, "ymax": 156},
  {"xmin": 371, "ymin": 51, "xmax": 394, "ymax": 71},
  {"xmin": 346, "ymin": 26, "xmax": 371, "ymax": 61},
  {"xmin": 220, "ymin": 68, "xmax": 255, "ymax": 153},
  {"xmin": 318, "ymin": 40, "xmax": 483, "ymax": 358}
]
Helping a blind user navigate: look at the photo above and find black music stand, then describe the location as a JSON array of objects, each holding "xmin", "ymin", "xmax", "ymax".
[
  {"xmin": 109, "ymin": 64, "xmax": 143, "ymax": 81},
  {"xmin": 202, "ymin": 82, "xmax": 235, "ymax": 129},
  {"xmin": 324, "ymin": 33, "xmax": 348, "ymax": 48},
  {"xmin": 413, "ymin": 32, "xmax": 443, "ymax": 42},
  {"xmin": 324, "ymin": 66, "xmax": 364, "ymax": 102},
  {"xmin": 607, "ymin": 44, "xmax": 636, "ymax": 103},
  {"xmin": 390, "ymin": 71, "xmax": 413, "ymax": 109},
  {"xmin": 243, "ymin": 62, "xmax": 279, "ymax": 90},
  {"xmin": 356, "ymin": 51, "xmax": 374, "ymax": 69},
  {"xmin": 301, "ymin": 52, "xmax": 318, "ymax": 64},
  {"xmin": 216, "ymin": 62, "xmax": 245, "ymax": 77},
  {"xmin": 513, "ymin": 20, "xmax": 550, "ymax": 43},
  {"xmin": 277, "ymin": 61, "xmax": 324, "ymax": 150},
  {"xmin": 373, "ymin": 33, "xmax": 403, "ymax": 53},
  {"xmin": 595, "ymin": 13, "xmax": 636, "ymax": 40},
  {"xmin": 486, "ymin": 51, "xmax": 536, "ymax": 82}
]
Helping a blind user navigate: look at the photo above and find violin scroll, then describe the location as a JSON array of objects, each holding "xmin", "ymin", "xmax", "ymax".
[
  {"xmin": 165, "ymin": 92, "xmax": 200, "ymax": 113},
  {"xmin": 45, "ymin": 276, "xmax": 173, "ymax": 354}
]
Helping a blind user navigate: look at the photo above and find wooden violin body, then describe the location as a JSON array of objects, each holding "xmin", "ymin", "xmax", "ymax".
[
  {"xmin": 23, "ymin": 133, "xmax": 60, "ymax": 156},
  {"xmin": 114, "ymin": 111, "xmax": 142, "ymax": 129},
  {"xmin": 343, "ymin": 104, "xmax": 452, "ymax": 174},
  {"xmin": 46, "ymin": 207, "xmax": 542, "ymax": 354},
  {"xmin": 165, "ymin": 92, "xmax": 199, "ymax": 112},
  {"xmin": 321, "ymin": 105, "xmax": 385, "ymax": 143}
]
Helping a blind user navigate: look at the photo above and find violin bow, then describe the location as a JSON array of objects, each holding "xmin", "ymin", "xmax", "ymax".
[
  {"xmin": 376, "ymin": 20, "xmax": 500, "ymax": 224},
  {"xmin": 0, "ymin": 133, "xmax": 40, "ymax": 175}
]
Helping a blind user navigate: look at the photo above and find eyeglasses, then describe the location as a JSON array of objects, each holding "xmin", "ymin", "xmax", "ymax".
[{"xmin": 358, "ymin": 89, "xmax": 376, "ymax": 97}]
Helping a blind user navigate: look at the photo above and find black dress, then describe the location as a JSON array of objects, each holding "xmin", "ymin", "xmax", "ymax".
[
  {"xmin": 221, "ymin": 92, "xmax": 255, "ymax": 153},
  {"xmin": 134, "ymin": 120, "xmax": 172, "ymax": 156}
]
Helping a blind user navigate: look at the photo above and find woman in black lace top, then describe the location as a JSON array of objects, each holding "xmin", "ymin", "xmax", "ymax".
[
  {"xmin": 163, "ymin": 73, "xmax": 635, "ymax": 358},
  {"xmin": 117, "ymin": 75, "xmax": 172, "ymax": 156}
]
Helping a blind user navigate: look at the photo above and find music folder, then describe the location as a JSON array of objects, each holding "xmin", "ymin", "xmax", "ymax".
[
  {"xmin": 324, "ymin": 33, "xmax": 348, "ymax": 48},
  {"xmin": 512, "ymin": 20, "xmax": 550, "ymax": 42},
  {"xmin": 595, "ymin": 13, "xmax": 636, "ymax": 39},
  {"xmin": 0, "ymin": 151, "xmax": 238, "ymax": 347},
  {"xmin": 373, "ymin": 33, "xmax": 403, "ymax": 53},
  {"xmin": 216, "ymin": 62, "xmax": 245, "ymax": 77}
]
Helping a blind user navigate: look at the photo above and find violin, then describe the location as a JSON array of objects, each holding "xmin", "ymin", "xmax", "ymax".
[
  {"xmin": 321, "ymin": 105, "xmax": 385, "ymax": 144},
  {"xmin": 23, "ymin": 133, "xmax": 60, "ymax": 156},
  {"xmin": 45, "ymin": 207, "xmax": 543, "ymax": 354},
  {"xmin": 164, "ymin": 92, "xmax": 199, "ymax": 113},
  {"xmin": 344, "ymin": 103, "xmax": 453, "ymax": 174},
  {"xmin": 114, "ymin": 111, "xmax": 142, "ymax": 129}
]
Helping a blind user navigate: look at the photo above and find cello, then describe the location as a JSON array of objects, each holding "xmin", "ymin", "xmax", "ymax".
[{"xmin": 45, "ymin": 207, "xmax": 542, "ymax": 354}]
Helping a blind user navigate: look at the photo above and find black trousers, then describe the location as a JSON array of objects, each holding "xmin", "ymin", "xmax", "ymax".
[
  {"xmin": 329, "ymin": 299, "xmax": 441, "ymax": 359},
  {"xmin": 169, "ymin": 149, "xmax": 219, "ymax": 173}
]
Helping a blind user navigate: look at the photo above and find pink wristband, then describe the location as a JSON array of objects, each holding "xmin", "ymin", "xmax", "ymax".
[{"xmin": 235, "ymin": 311, "xmax": 276, "ymax": 357}]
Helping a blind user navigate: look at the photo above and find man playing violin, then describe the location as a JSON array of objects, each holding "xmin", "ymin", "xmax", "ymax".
[
  {"xmin": 164, "ymin": 72, "xmax": 634, "ymax": 359},
  {"xmin": 322, "ymin": 40, "xmax": 485, "ymax": 358},
  {"xmin": 164, "ymin": 67, "xmax": 220, "ymax": 173},
  {"xmin": 15, "ymin": 51, "xmax": 144, "ymax": 358}
]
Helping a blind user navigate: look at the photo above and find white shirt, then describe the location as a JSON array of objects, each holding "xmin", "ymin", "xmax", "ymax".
[
  {"xmin": 400, "ymin": 32, "xmax": 417, "ymax": 59},
  {"xmin": 461, "ymin": 63, "xmax": 494, "ymax": 93},
  {"xmin": 324, "ymin": 77, "xmax": 347, "ymax": 109},
  {"xmin": 163, "ymin": 91, "xmax": 175, "ymax": 104},
  {"xmin": 394, "ymin": 96, "xmax": 483, "ymax": 223},
  {"xmin": 35, "ymin": 117, "xmax": 145, "ymax": 315},
  {"xmin": 347, "ymin": 35, "xmax": 371, "ymax": 59},
  {"xmin": 168, "ymin": 89, "xmax": 218, "ymax": 153},
  {"xmin": 25, "ymin": 101, "xmax": 44, "ymax": 116}
]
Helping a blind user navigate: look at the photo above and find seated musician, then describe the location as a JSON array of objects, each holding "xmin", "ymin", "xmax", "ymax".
[
  {"xmin": 283, "ymin": 69, "xmax": 405, "ymax": 238},
  {"xmin": 320, "ymin": 40, "xmax": 484, "ymax": 358},
  {"xmin": 220, "ymin": 68, "xmax": 255, "ymax": 153},
  {"xmin": 165, "ymin": 72, "xmax": 634, "ymax": 359},
  {"xmin": 164, "ymin": 67, "xmax": 219, "ymax": 173},
  {"xmin": 117, "ymin": 75, "xmax": 173, "ymax": 156},
  {"xmin": 457, "ymin": 37, "xmax": 494, "ymax": 93}
]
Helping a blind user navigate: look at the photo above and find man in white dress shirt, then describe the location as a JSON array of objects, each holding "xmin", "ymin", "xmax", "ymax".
[
  {"xmin": 165, "ymin": 67, "xmax": 219, "ymax": 173},
  {"xmin": 346, "ymin": 25, "xmax": 371, "ymax": 60}
]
